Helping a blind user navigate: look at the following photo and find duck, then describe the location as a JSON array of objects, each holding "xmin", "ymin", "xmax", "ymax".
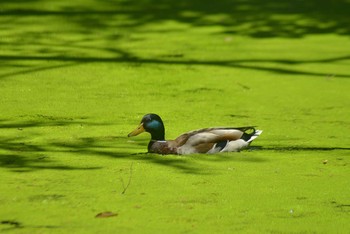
[{"xmin": 128, "ymin": 113, "xmax": 262, "ymax": 155}]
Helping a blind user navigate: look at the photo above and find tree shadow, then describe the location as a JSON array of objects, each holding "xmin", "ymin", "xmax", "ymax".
[
  {"xmin": 1, "ymin": 0, "xmax": 350, "ymax": 79},
  {"xmin": 1, "ymin": 54, "xmax": 350, "ymax": 79},
  {"xmin": 2, "ymin": 117, "xmax": 349, "ymax": 174},
  {"xmin": 0, "ymin": 117, "xmax": 270, "ymax": 174},
  {"xmin": 0, "ymin": 118, "xmax": 105, "ymax": 172},
  {"xmin": 2, "ymin": 0, "xmax": 349, "ymax": 37},
  {"xmin": 1, "ymin": 1, "xmax": 349, "ymax": 173}
]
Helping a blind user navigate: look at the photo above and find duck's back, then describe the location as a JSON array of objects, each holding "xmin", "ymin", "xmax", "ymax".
[{"xmin": 175, "ymin": 127, "xmax": 261, "ymax": 154}]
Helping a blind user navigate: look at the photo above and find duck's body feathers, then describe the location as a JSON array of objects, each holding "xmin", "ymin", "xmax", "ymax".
[{"xmin": 147, "ymin": 126, "xmax": 262, "ymax": 155}]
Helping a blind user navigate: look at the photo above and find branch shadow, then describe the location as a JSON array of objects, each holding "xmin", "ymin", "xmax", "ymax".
[
  {"xmin": 0, "ymin": 117, "xmax": 103, "ymax": 172},
  {"xmin": 0, "ymin": 117, "xmax": 270, "ymax": 174},
  {"xmin": 1, "ymin": 0, "xmax": 350, "ymax": 79},
  {"xmin": 1, "ymin": 1, "xmax": 349, "ymax": 173},
  {"xmin": 1, "ymin": 54, "xmax": 350, "ymax": 79},
  {"xmin": 2, "ymin": 117, "xmax": 348, "ymax": 174},
  {"xmin": 2, "ymin": 0, "xmax": 350, "ymax": 37}
]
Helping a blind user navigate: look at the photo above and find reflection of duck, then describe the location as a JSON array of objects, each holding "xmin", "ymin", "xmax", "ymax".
[{"xmin": 128, "ymin": 113, "xmax": 262, "ymax": 155}]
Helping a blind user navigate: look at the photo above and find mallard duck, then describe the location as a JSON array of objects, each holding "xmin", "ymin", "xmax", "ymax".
[{"xmin": 128, "ymin": 113, "xmax": 262, "ymax": 155}]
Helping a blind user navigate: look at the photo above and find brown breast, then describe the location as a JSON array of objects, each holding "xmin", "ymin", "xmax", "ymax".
[{"xmin": 148, "ymin": 141, "xmax": 178, "ymax": 155}]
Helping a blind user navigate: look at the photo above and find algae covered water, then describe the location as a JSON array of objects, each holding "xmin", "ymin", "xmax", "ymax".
[{"xmin": 1, "ymin": 0, "xmax": 349, "ymax": 233}]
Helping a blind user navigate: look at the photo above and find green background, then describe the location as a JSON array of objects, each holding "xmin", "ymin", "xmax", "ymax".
[{"xmin": 1, "ymin": 0, "xmax": 349, "ymax": 233}]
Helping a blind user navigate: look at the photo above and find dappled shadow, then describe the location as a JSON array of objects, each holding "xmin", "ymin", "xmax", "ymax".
[
  {"xmin": 0, "ymin": 154, "xmax": 101, "ymax": 172},
  {"xmin": 2, "ymin": 0, "xmax": 350, "ymax": 37},
  {"xmin": 2, "ymin": 117, "xmax": 348, "ymax": 174},
  {"xmin": 42, "ymin": 136, "xmax": 258, "ymax": 175},
  {"xmin": 1, "ymin": 54, "xmax": 350, "ymax": 79},
  {"xmin": 2, "ymin": 118, "xmax": 349, "ymax": 173},
  {"xmin": 1, "ymin": 0, "xmax": 350, "ymax": 79},
  {"xmin": 0, "ymin": 117, "xmax": 269, "ymax": 173},
  {"xmin": 0, "ymin": 115, "xmax": 88, "ymax": 129},
  {"xmin": 1, "ymin": 1, "xmax": 349, "ymax": 172},
  {"xmin": 0, "ymin": 117, "xmax": 105, "ymax": 172}
]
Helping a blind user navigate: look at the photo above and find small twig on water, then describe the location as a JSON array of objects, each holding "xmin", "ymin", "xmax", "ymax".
[{"xmin": 120, "ymin": 162, "xmax": 134, "ymax": 194}]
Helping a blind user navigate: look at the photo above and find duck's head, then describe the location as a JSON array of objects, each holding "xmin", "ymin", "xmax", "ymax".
[{"xmin": 128, "ymin": 113, "xmax": 165, "ymax": 140}]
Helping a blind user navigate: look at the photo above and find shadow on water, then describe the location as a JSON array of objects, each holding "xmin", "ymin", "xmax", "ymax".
[
  {"xmin": 0, "ymin": 118, "xmax": 104, "ymax": 172},
  {"xmin": 1, "ymin": 1, "xmax": 349, "ymax": 172},
  {"xmin": 1, "ymin": 0, "xmax": 350, "ymax": 79},
  {"xmin": 1, "ymin": 119, "xmax": 349, "ymax": 174},
  {"xmin": 0, "ymin": 118, "xmax": 200, "ymax": 173},
  {"xmin": 0, "ymin": 117, "xmax": 271, "ymax": 174},
  {"xmin": 1, "ymin": 55, "xmax": 350, "ymax": 79},
  {"xmin": 2, "ymin": 0, "xmax": 350, "ymax": 37}
]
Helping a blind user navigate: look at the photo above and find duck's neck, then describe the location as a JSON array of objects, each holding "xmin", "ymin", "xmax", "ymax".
[
  {"xmin": 148, "ymin": 129, "xmax": 165, "ymax": 153},
  {"xmin": 148, "ymin": 140, "xmax": 157, "ymax": 153},
  {"xmin": 150, "ymin": 130, "xmax": 165, "ymax": 141}
]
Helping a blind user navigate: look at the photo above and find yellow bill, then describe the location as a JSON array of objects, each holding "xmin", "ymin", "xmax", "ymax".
[{"xmin": 128, "ymin": 123, "xmax": 145, "ymax": 137}]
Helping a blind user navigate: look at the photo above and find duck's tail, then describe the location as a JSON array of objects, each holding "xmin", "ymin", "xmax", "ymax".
[{"xmin": 247, "ymin": 129, "xmax": 263, "ymax": 143}]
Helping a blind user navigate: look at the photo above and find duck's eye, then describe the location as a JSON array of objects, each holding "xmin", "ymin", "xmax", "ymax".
[{"xmin": 141, "ymin": 116, "xmax": 151, "ymax": 123}]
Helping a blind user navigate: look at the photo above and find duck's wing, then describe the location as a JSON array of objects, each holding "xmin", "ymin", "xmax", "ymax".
[{"xmin": 173, "ymin": 127, "xmax": 258, "ymax": 154}]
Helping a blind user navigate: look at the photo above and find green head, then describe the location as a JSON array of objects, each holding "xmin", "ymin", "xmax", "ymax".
[{"xmin": 128, "ymin": 113, "xmax": 165, "ymax": 140}]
